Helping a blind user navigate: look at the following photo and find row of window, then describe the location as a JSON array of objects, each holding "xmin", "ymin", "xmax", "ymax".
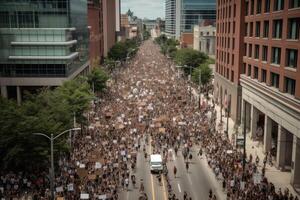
[
  {"xmin": 217, "ymin": 36, "xmax": 235, "ymax": 50},
  {"xmin": 246, "ymin": 0, "xmax": 300, "ymax": 16},
  {"xmin": 217, "ymin": 3, "xmax": 237, "ymax": 20},
  {"xmin": 245, "ymin": 44, "xmax": 298, "ymax": 68},
  {"xmin": 216, "ymin": 21, "xmax": 236, "ymax": 35},
  {"xmin": 216, "ymin": 50, "xmax": 235, "ymax": 66},
  {"xmin": 216, "ymin": 64, "xmax": 235, "ymax": 83},
  {"xmin": 242, "ymin": 63, "xmax": 296, "ymax": 95},
  {"xmin": 245, "ymin": 18, "xmax": 300, "ymax": 40}
]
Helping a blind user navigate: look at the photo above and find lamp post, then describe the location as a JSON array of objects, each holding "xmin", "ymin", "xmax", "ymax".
[
  {"xmin": 242, "ymin": 100, "xmax": 247, "ymax": 180},
  {"xmin": 33, "ymin": 127, "xmax": 81, "ymax": 200},
  {"xmin": 198, "ymin": 69, "xmax": 202, "ymax": 109}
]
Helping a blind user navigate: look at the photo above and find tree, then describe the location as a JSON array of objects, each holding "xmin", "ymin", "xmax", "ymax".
[
  {"xmin": 126, "ymin": 9, "xmax": 133, "ymax": 18},
  {"xmin": 175, "ymin": 48, "xmax": 208, "ymax": 72},
  {"xmin": 88, "ymin": 67, "xmax": 109, "ymax": 92},
  {"xmin": 0, "ymin": 77, "xmax": 94, "ymax": 172},
  {"xmin": 108, "ymin": 42, "xmax": 128, "ymax": 61},
  {"xmin": 192, "ymin": 63, "xmax": 213, "ymax": 86}
]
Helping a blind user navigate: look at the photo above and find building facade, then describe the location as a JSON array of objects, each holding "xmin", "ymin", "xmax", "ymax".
[
  {"xmin": 214, "ymin": 0, "xmax": 245, "ymax": 124},
  {"xmin": 215, "ymin": 0, "xmax": 300, "ymax": 187},
  {"xmin": 103, "ymin": 0, "xmax": 119, "ymax": 56},
  {"xmin": 193, "ymin": 25, "xmax": 216, "ymax": 55},
  {"xmin": 88, "ymin": 0, "xmax": 104, "ymax": 65},
  {"xmin": 0, "ymin": 0, "xmax": 90, "ymax": 103},
  {"xmin": 241, "ymin": 0, "xmax": 300, "ymax": 186},
  {"xmin": 165, "ymin": 0, "xmax": 176, "ymax": 37},
  {"xmin": 165, "ymin": 0, "xmax": 216, "ymax": 39}
]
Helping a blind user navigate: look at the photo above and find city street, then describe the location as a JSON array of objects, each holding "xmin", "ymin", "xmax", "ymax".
[{"xmin": 91, "ymin": 40, "xmax": 221, "ymax": 200}]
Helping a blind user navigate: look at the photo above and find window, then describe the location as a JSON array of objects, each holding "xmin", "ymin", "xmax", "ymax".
[
  {"xmin": 263, "ymin": 21, "xmax": 269, "ymax": 38},
  {"xmin": 255, "ymin": 45, "xmax": 260, "ymax": 59},
  {"xmin": 261, "ymin": 69, "xmax": 267, "ymax": 82},
  {"xmin": 242, "ymin": 63, "xmax": 246, "ymax": 74},
  {"xmin": 245, "ymin": 23, "xmax": 249, "ymax": 36},
  {"xmin": 287, "ymin": 18, "xmax": 300, "ymax": 40},
  {"xmin": 262, "ymin": 46, "xmax": 268, "ymax": 61},
  {"xmin": 244, "ymin": 44, "xmax": 247, "ymax": 56},
  {"xmin": 250, "ymin": 22, "xmax": 253, "ymax": 37},
  {"xmin": 255, "ymin": 21, "xmax": 261, "ymax": 37},
  {"xmin": 285, "ymin": 77, "xmax": 296, "ymax": 95},
  {"xmin": 249, "ymin": 44, "xmax": 253, "ymax": 57},
  {"xmin": 251, "ymin": 0, "xmax": 254, "ymax": 15},
  {"xmin": 254, "ymin": 66, "xmax": 259, "ymax": 79},
  {"xmin": 265, "ymin": 0, "xmax": 271, "ymax": 12},
  {"xmin": 271, "ymin": 72, "xmax": 280, "ymax": 88},
  {"xmin": 232, "ymin": 38, "xmax": 235, "ymax": 49},
  {"xmin": 246, "ymin": 1, "xmax": 249, "ymax": 15},
  {"xmin": 272, "ymin": 47, "xmax": 281, "ymax": 64},
  {"xmin": 286, "ymin": 49, "xmax": 298, "ymax": 68},
  {"xmin": 274, "ymin": 0, "xmax": 284, "ymax": 11},
  {"xmin": 247, "ymin": 64, "xmax": 252, "ymax": 76},
  {"xmin": 231, "ymin": 70, "xmax": 234, "ymax": 82},
  {"xmin": 232, "ymin": 54, "xmax": 234, "ymax": 65},
  {"xmin": 234, "ymin": 4, "xmax": 236, "ymax": 17},
  {"xmin": 289, "ymin": 0, "xmax": 300, "ymax": 8},
  {"xmin": 233, "ymin": 21, "xmax": 236, "ymax": 33},
  {"xmin": 273, "ymin": 20, "xmax": 283, "ymax": 38},
  {"xmin": 257, "ymin": 0, "xmax": 262, "ymax": 13}
]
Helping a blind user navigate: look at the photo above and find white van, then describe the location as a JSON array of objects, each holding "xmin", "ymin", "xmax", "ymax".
[{"xmin": 150, "ymin": 154, "xmax": 163, "ymax": 173}]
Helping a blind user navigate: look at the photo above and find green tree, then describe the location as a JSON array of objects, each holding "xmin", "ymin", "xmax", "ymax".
[
  {"xmin": 108, "ymin": 42, "xmax": 128, "ymax": 61},
  {"xmin": 88, "ymin": 67, "xmax": 109, "ymax": 92},
  {"xmin": 192, "ymin": 63, "xmax": 213, "ymax": 86},
  {"xmin": 175, "ymin": 48, "xmax": 208, "ymax": 72}
]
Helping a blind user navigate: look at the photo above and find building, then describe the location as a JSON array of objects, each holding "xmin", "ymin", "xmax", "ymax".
[
  {"xmin": 143, "ymin": 19, "xmax": 158, "ymax": 32},
  {"xmin": 165, "ymin": 0, "xmax": 216, "ymax": 39},
  {"xmin": 193, "ymin": 25, "xmax": 216, "ymax": 55},
  {"xmin": 120, "ymin": 14, "xmax": 130, "ymax": 41},
  {"xmin": 214, "ymin": 0, "xmax": 244, "ymax": 124},
  {"xmin": 165, "ymin": 0, "xmax": 176, "ymax": 37},
  {"xmin": 0, "ymin": 0, "xmax": 90, "ymax": 103},
  {"xmin": 103, "ymin": 0, "xmax": 119, "ymax": 56},
  {"xmin": 88, "ymin": 0, "xmax": 104, "ymax": 65},
  {"xmin": 215, "ymin": 0, "xmax": 300, "ymax": 187},
  {"xmin": 180, "ymin": 33, "xmax": 193, "ymax": 48},
  {"xmin": 241, "ymin": 0, "xmax": 300, "ymax": 187}
]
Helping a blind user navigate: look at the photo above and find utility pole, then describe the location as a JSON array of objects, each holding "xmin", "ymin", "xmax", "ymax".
[
  {"xmin": 50, "ymin": 134, "xmax": 54, "ymax": 200},
  {"xmin": 242, "ymin": 100, "xmax": 247, "ymax": 180},
  {"xmin": 33, "ymin": 128, "xmax": 80, "ymax": 200},
  {"xmin": 198, "ymin": 69, "xmax": 202, "ymax": 109}
]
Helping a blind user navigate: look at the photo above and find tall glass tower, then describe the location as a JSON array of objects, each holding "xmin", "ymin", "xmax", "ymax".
[{"xmin": 0, "ymin": 0, "xmax": 90, "ymax": 102}]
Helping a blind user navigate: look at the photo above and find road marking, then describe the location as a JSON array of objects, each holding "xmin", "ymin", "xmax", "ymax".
[
  {"xmin": 161, "ymin": 175, "xmax": 168, "ymax": 200},
  {"xmin": 149, "ymin": 137, "xmax": 156, "ymax": 200},
  {"xmin": 187, "ymin": 174, "xmax": 193, "ymax": 185},
  {"xmin": 177, "ymin": 183, "xmax": 182, "ymax": 193}
]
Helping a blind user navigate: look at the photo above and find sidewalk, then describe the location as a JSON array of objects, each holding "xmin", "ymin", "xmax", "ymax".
[{"xmin": 211, "ymin": 98, "xmax": 299, "ymax": 197}]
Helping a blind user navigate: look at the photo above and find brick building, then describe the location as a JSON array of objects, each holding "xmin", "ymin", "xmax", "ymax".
[{"xmin": 215, "ymin": 0, "xmax": 300, "ymax": 187}]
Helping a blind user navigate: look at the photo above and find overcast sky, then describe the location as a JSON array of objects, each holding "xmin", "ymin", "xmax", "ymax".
[{"xmin": 121, "ymin": 0, "xmax": 165, "ymax": 19}]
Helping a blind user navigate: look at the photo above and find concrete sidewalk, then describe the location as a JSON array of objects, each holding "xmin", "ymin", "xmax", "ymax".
[{"xmin": 210, "ymin": 96, "xmax": 299, "ymax": 197}]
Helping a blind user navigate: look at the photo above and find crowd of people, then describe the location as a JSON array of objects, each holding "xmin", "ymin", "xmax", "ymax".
[{"xmin": 0, "ymin": 40, "xmax": 299, "ymax": 200}]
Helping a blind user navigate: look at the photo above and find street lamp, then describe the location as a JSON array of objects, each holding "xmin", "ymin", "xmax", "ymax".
[
  {"xmin": 33, "ymin": 127, "xmax": 81, "ymax": 200},
  {"xmin": 176, "ymin": 65, "xmax": 193, "ymax": 101},
  {"xmin": 198, "ymin": 69, "xmax": 202, "ymax": 109}
]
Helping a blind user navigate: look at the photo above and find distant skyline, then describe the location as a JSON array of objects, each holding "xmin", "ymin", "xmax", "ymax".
[{"xmin": 121, "ymin": 0, "xmax": 165, "ymax": 20}]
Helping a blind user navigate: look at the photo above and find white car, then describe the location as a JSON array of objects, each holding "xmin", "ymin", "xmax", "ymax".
[{"xmin": 150, "ymin": 154, "xmax": 163, "ymax": 173}]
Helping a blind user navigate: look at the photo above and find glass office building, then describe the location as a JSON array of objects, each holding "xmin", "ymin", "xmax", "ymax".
[
  {"xmin": 181, "ymin": 0, "xmax": 216, "ymax": 33},
  {"xmin": 0, "ymin": 0, "xmax": 89, "ymax": 78}
]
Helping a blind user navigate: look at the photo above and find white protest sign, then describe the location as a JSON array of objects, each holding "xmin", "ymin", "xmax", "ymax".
[
  {"xmin": 56, "ymin": 186, "xmax": 64, "ymax": 192},
  {"xmin": 95, "ymin": 162, "xmax": 102, "ymax": 169},
  {"xmin": 113, "ymin": 140, "xmax": 117, "ymax": 144},
  {"xmin": 79, "ymin": 164, "xmax": 85, "ymax": 168},
  {"xmin": 67, "ymin": 183, "xmax": 74, "ymax": 191},
  {"xmin": 98, "ymin": 194, "xmax": 107, "ymax": 199},
  {"xmin": 80, "ymin": 193, "xmax": 89, "ymax": 199}
]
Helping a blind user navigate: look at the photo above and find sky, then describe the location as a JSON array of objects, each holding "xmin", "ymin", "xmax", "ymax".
[{"xmin": 121, "ymin": 0, "xmax": 165, "ymax": 20}]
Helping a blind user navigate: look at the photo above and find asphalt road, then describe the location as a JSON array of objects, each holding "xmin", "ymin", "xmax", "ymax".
[{"xmin": 115, "ymin": 40, "xmax": 224, "ymax": 200}]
